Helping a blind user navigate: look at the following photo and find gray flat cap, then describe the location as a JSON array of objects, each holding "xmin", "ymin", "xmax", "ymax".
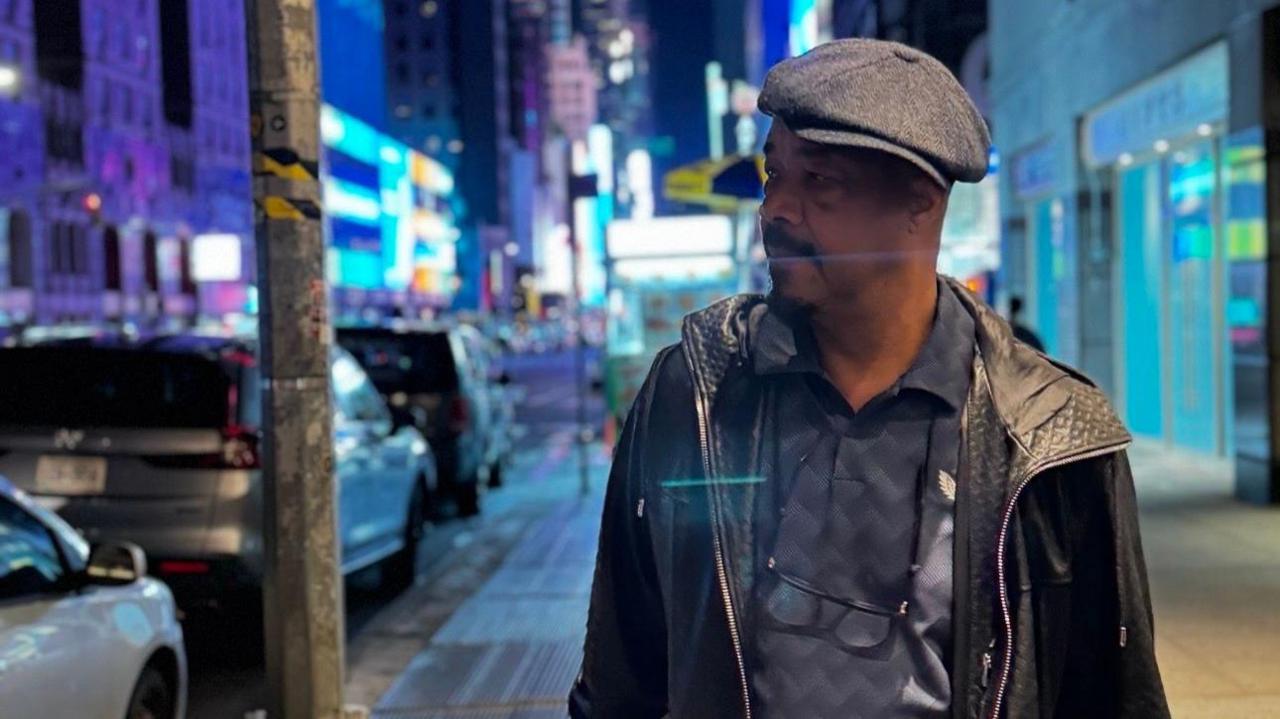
[{"xmin": 758, "ymin": 39, "xmax": 991, "ymax": 187}]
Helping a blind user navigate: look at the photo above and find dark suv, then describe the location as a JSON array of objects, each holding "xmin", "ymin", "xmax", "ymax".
[{"xmin": 336, "ymin": 325, "xmax": 507, "ymax": 516}]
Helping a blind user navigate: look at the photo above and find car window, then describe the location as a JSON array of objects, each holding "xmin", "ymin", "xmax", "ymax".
[
  {"xmin": 332, "ymin": 352, "xmax": 389, "ymax": 424},
  {"xmin": 0, "ymin": 498, "xmax": 67, "ymax": 601},
  {"xmin": 238, "ymin": 365, "xmax": 263, "ymax": 427},
  {"xmin": 335, "ymin": 329, "xmax": 459, "ymax": 394},
  {"xmin": 0, "ymin": 347, "xmax": 232, "ymax": 428}
]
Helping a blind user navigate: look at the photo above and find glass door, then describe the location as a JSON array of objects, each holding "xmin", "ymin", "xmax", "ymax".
[
  {"xmin": 1117, "ymin": 160, "xmax": 1165, "ymax": 440},
  {"xmin": 1029, "ymin": 198, "xmax": 1063, "ymax": 357},
  {"xmin": 1166, "ymin": 141, "xmax": 1224, "ymax": 454}
]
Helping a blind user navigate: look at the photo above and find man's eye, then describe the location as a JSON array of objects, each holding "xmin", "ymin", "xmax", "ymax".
[{"xmin": 808, "ymin": 172, "xmax": 830, "ymax": 184}]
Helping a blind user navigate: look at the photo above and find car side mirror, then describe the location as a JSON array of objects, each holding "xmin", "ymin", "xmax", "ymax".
[{"xmin": 85, "ymin": 542, "xmax": 147, "ymax": 586}]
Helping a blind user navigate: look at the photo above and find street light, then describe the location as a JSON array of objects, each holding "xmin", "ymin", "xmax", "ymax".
[{"xmin": 0, "ymin": 63, "xmax": 19, "ymax": 97}]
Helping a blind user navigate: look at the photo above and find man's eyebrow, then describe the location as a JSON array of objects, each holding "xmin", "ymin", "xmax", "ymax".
[{"xmin": 797, "ymin": 143, "xmax": 834, "ymax": 159}]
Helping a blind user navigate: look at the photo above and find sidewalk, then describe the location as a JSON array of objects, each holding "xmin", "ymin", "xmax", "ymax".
[
  {"xmin": 1129, "ymin": 442, "xmax": 1280, "ymax": 718},
  {"xmin": 364, "ymin": 432, "xmax": 606, "ymax": 719},
  {"xmin": 360, "ymin": 438, "xmax": 1280, "ymax": 718}
]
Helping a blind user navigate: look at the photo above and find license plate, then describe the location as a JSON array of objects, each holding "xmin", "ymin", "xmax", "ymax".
[{"xmin": 35, "ymin": 456, "xmax": 108, "ymax": 495}]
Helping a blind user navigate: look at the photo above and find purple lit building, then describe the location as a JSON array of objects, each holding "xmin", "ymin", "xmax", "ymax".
[
  {"xmin": 0, "ymin": 0, "xmax": 253, "ymax": 332},
  {"xmin": 0, "ymin": 0, "xmax": 41, "ymax": 327}
]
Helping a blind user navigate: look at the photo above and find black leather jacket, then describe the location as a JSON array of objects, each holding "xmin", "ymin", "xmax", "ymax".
[{"xmin": 571, "ymin": 279, "xmax": 1170, "ymax": 719}]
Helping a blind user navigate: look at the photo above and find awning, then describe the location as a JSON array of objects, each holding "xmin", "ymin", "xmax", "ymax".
[{"xmin": 662, "ymin": 154, "xmax": 765, "ymax": 211}]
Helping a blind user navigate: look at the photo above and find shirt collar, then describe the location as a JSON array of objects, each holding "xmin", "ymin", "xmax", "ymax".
[
  {"xmin": 749, "ymin": 278, "xmax": 975, "ymax": 410},
  {"xmin": 899, "ymin": 279, "xmax": 975, "ymax": 410}
]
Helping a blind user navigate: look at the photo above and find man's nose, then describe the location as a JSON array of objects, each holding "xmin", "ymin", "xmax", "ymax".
[{"xmin": 760, "ymin": 184, "xmax": 802, "ymax": 227}]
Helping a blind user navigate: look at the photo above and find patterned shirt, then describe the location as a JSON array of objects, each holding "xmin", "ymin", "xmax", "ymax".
[{"xmin": 747, "ymin": 278, "xmax": 976, "ymax": 718}]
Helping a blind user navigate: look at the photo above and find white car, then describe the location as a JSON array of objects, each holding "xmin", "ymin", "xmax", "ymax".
[{"xmin": 0, "ymin": 477, "xmax": 187, "ymax": 719}]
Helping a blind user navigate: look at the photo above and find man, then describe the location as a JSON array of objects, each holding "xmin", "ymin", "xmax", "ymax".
[
  {"xmin": 1008, "ymin": 295, "xmax": 1047, "ymax": 353},
  {"xmin": 570, "ymin": 39, "xmax": 1168, "ymax": 719}
]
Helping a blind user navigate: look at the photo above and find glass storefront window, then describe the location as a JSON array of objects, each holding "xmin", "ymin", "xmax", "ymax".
[
  {"xmin": 1114, "ymin": 137, "xmax": 1233, "ymax": 456},
  {"xmin": 1225, "ymin": 129, "xmax": 1266, "ymax": 465},
  {"xmin": 1028, "ymin": 197, "xmax": 1074, "ymax": 361},
  {"xmin": 1166, "ymin": 141, "xmax": 1223, "ymax": 454},
  {"xmin": 1118, "ymin": 160, "xmax": 1165, "ymax": 440}
]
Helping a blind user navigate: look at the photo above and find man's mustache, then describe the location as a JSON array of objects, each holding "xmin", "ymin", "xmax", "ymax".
[
  {"xmin": 761, "ymin": 224, "xmax": 933, "ymax": 265},
  {"xmin": 762, "ymin": 225, "xmax": 816, "ymax": 259}
]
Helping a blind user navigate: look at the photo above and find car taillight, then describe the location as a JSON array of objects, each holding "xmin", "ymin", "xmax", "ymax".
[
  {"xmin": 143, "ymin": 426, "xmax": 261, "ymax": 470},
  {"xmin": 157, "ymin": 560, "xmax": 211, "ymax": 575},
  {"xmin": 219, "ymin": 426, "xmax": 261, "ymax": 470},
  {"xmin": 448, "ymin": 396, "xmax": 470, "ymax": 434}
]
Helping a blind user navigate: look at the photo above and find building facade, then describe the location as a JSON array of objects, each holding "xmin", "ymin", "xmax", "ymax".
[
  {"xmin": 990, "ymin": 0, "xmax": 1280, "ymax": 503},
  {"xmin": 0, "ymin": 0, "xmax": 42, "ymax": 328},
  {"xmin": 381, "ymin": 0, "xmax": 511, "ymax": 312},
  {"xmin": 0, "ymin": 0, "xmax": 459, "ymax": 333},
  {"xmin": 383, "ymin": 0, "xmax": 460, "ymax": 162},
  {"xmin": 0, "ymin": 0, "xmax": 253, "ymax": 333}
]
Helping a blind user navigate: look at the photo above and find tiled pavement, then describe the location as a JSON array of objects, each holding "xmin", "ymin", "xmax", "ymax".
[
  {"xmin": 367, "ymin": 437, "xmax": 1280, "ymax": 718},
  {"xmin": 1129, "ymin": 442, "xmax": 1280, "ymax": 718},
  {"xmin": 369, "ymin": 432, "xmax": 605, "ymax": 719}
]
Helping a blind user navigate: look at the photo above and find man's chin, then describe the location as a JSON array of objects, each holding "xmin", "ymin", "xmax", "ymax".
[{"xmin": 765, "ymin": 273, "xmax": 816, "ymax": 318}]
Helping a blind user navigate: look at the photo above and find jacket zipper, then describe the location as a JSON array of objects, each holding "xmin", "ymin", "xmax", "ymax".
[
  {"xmin": 695, "ymin": 389, "xmax": 753, "ymax": 719},
  {"xmin": 985, "ymin": 440, "xmax": 1130, "ymax": 719}
]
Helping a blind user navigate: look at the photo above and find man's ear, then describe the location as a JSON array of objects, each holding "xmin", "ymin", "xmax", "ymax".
[{"xmin": 906, "ymin": 180, "xmax": 949, "ymax": 234}]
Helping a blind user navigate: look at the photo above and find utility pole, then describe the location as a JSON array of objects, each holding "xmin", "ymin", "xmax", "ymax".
[{"xmin": 244, "ymin": 2, "xmax": 351, "ymax": 718}]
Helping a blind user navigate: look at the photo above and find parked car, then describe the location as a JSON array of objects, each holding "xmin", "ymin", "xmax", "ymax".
[
  {"xmin": 336, "ymin": 325, "xmax": 509, "ymax": 515},
  {"xmin": 0, "ymin": 335, "xmax": 437, "ymax": 619},
  {"xmin": 455, "ymin": 324, "xmax": 516, "ymax": 486},
  {"xmin": 0, "ymin": 476, "xmax": 187, "ymax": 719}
]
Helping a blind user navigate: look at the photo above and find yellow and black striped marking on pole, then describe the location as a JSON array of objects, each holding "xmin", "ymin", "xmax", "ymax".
[
  {"xmin": 254, "ymin": 147, "xmax": 320, "ymax": 182},
  {"xmin": 254, "ymin": 147, "xmax": 322, "ymax": 220},
  {"xmin": 258, "ymin": 196, "xmax": 322, "ymax": 220}
]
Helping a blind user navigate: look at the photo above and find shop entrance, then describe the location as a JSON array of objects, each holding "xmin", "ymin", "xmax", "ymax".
[{"xmin": 1115, "ymin": 138, "xmax": 1230, "ymax": 455}]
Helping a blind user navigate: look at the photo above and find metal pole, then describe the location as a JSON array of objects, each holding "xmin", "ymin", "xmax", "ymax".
[
  {"xmin": 567, "ymin": 141, "xmax": 590, "ymax": 496},
  {"xmin": 244, "ymin": 2, "xmax": 348, "ymax": 718}
]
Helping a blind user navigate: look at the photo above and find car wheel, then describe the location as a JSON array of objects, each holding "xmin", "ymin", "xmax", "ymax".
[
  {"xmin": 382, "ymin": 479, "xmax": 427, "ymax": 592},
  {"xmin": 125, "ymin": 664, "xmax": 175, "ymax": 719}
]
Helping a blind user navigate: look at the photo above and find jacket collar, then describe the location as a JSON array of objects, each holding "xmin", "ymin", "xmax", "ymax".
[{"xmin": 680, "ymin": 276, "xmax": 1130, "ymax": 465}]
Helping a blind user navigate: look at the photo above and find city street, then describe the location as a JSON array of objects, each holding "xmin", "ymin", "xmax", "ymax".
[
  {"xmin": 5, "ymin": 2, "xmax": 1280, "ymax": 717},
  {"xmin": 184, "ymin": 347, "xmax": 606, "ymax": 718},
  {"xmin": 183, "ymin": 347, "xmax": 1280, "ymax": 719}
]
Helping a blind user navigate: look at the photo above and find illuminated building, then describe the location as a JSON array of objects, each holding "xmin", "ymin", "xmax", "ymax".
[
  {"xmin": 0, "ymin": 0, "xmax": 252, "ymax": 330},
  {"xmin": 320, "ymin": 104, "xmax": 459, "ymax": 320}
]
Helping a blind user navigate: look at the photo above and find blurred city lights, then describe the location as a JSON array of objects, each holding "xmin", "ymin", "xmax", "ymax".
[
  {"xmin": 191, "ymin": 234, "xmax": 244, "ymax": 282},
  {"xmin": 0, "ymin": 64, "xmax": 19, "ymax": 96}
]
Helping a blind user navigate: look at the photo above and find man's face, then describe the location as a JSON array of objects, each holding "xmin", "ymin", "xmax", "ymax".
[{"xmin": 760, "ymin": 122, "xmax": 946, "ymax": 313}]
